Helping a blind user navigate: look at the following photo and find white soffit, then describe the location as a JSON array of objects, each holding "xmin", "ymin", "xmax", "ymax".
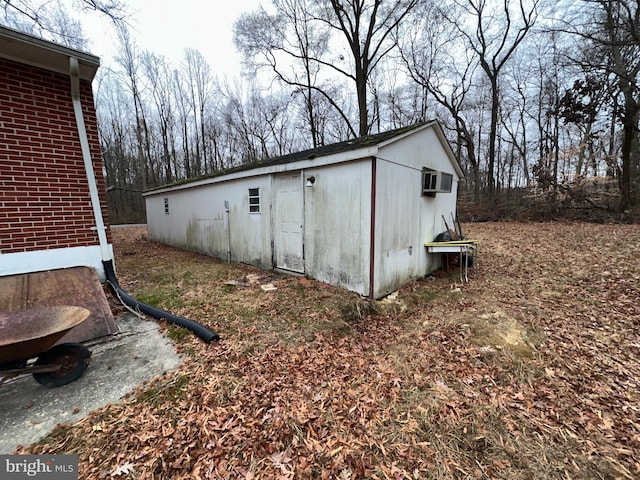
[{"xmin": 0, "ymin": 25, "xmax": 99, "ymax": 80}]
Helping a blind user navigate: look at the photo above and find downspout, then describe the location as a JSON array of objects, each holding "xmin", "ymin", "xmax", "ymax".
[
  {"xmin": 368, "ymin": 157, "xmax": 377, "ymax": 300},
  {"xmin": 69, "ymin": 56, "xmax": 111, "ymax": 262},
  {"xmin": 225, "ymin": 200, "xmax": 231, "ymax": 263},
  {"xmin": 70, "ymin": 58, "xmax": 219, "ymax": 343}
]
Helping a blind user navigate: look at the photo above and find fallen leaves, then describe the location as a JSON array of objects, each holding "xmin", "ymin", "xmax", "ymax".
[
  {"xmin": 110, "ymin": 461, "xmax": 134, "ymax": 476},
  {"xmin": 17, "ymin": 222, "xmax": 640, "ymax": 479}
]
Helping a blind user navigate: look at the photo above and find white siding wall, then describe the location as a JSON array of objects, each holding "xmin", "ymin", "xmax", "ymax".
[
  {"xmin": 144, "ymin": 124, "xmax": 460, "ymax": 299},
  {"xmin": 146, "ymin": 176, "xmax": 273, "ymax": 268},
  {"xmin": 373, "ymin": 128, "xmax": 460, "ymax": 298},
  {"xmin": 303, "ymin": 161, "xmax": 372, "ymax": 296}
]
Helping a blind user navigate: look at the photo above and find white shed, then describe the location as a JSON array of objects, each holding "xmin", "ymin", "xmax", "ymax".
[{"xmin": 144, "ymin": 121, "xmax": 463, "ymax": 299}]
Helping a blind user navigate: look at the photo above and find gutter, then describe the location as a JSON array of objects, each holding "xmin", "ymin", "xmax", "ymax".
[{"xmin": 69, "ymin": 56, "xmax": 111, "ymax": 262}]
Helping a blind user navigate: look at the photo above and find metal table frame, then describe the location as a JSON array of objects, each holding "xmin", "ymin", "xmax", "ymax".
[{"xmin": 424, "ymin": 240, "xmax": 478, "ymax": 282}]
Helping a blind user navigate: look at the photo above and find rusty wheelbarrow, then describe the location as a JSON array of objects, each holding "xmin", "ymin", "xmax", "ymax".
[{"xmin": 0, "ymin": 306, "xmax": 92, "ymax": 387}]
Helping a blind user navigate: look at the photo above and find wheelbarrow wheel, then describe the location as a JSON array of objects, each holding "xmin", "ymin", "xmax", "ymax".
[{"xmin": 32, "ymin": 343, "xmax": 92, "ymax": 387}]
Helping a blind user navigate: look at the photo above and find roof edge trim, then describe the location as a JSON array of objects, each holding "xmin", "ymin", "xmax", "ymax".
[{"xmin": 0, "ymin": 25, "xmax": 100, "ymax": 80}]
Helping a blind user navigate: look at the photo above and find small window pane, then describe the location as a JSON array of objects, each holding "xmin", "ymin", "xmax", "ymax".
[
  {"xmin": 422, "ymin": 168, "xmax": 436, "ymax": 195},
  {"xmin": 440, "ymin": 173, "xmax": 453, "ymax": 192},
  {"xmin": 164, "ymin": 198, "xmax": 169, "ymax": 214},
  {"xmin": 248, "ymin": 188, "xmax": 260, "ymax": 213}
]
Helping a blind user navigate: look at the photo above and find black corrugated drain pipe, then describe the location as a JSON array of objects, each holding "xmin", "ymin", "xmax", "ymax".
[{"xmin": 103, "ymin": 260, "xmax": 219, "ymax": 343}]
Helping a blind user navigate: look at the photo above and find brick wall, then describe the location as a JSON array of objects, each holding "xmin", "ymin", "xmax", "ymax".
[{"xmin": 0, "ymin": 57, "xmax": 111, "ymax": 254}]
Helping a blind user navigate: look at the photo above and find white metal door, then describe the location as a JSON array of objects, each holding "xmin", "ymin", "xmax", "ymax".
[{"xmin": 274, "ymin": 173, "xmax": 304, "ymax": 273}]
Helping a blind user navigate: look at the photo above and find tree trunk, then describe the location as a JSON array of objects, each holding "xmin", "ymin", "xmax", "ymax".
[
  {"xmin": 619, "ymin": 95, "xmax": 639, "ymax": 211},
  {"xmin": 487, "ymin": 77, "xmax": 499, "ymax": 198}
]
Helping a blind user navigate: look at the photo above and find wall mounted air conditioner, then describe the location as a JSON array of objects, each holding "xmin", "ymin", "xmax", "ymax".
[{"xmin": 422, "ymin": 168, "xmax": 453, "ymax": 195}]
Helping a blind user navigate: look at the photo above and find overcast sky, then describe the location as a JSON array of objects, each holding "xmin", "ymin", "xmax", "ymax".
[{"xmin": 80, "ymin": 0, "xmax": 262, "ymax": 79}]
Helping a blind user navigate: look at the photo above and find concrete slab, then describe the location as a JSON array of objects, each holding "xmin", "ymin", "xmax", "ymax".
[{"xmin": 0, "ymin": 312, "xmax": 182, "ymax": 453}]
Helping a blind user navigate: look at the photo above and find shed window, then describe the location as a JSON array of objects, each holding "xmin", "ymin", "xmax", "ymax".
[
  {"xmin": 440, "ymin": 173, "xmax": 453, "ymax": 193},
  {"xmin": 248, "ymin": 188, "xmax": 260, "ymax": 213},
  {"xmin": 421, "ymin": 169, "xmax": 454, "ymax": 195},
  {"xmin": 164, "ymin": 198, "xmax": 169, "ymax": 214},
  {"xmin": 422, "ymin": 169, "xmax": 438, "ymax": 193}
]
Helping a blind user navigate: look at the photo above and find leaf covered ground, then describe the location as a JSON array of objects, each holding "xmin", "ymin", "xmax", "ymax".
[{"xmin": 19, "ymin": 222, "xmax": 640, "ymax": 479}]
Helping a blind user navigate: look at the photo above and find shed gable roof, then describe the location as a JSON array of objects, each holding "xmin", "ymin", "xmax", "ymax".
[
  {"xmin": 253, "ymin": 121, "xmax": 428, "ymax": 166},
  {"xmin": 147, "ymin": 120, "xmax": 462, "ymax": 195}
]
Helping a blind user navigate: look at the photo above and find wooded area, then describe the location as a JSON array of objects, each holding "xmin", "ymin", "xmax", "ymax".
[{"xmin": 1, "ymin": 0, "xmax": 639, "ymax": 222}]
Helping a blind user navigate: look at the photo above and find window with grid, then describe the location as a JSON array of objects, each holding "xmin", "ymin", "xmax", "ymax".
[{"xmin": 249, "ymin": 188, "xmax": 260, "ymax": 213}]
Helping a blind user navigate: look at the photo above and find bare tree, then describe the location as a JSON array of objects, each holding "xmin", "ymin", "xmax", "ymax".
[
  {"xmin": 380, "ymin": 78, "xmax": 429, "ymax": 129},
  {"xmin": 447, "ymin": 0, "xmax": 539, "ymax": 198},
  {"xmin": 234, "ymin": 0, "xmax": 337, "ymax": 144},
  {"xmin": 551, "ymin": 0, "xmax": 639, "ymax": 210},
  {"xmin": 219, "ymin": 80, "xmax": 267, "ymax": 164},
  {"xmin": 236, "ymin": 0, "xmax": 419, "ymax": 140},
  {"xmin": 500, "ymin": 48, "xmax": 546, "ymax": 189},
  {"xmin": 95, "ymin": 71, "xmax": 147, "ymax": 222},
  {"xmin": 0, "ymin": 0, "xmax": 125, "ymax": 47},
  {"xmin": 142, "ymin": 52, "xmax": 176, "ymax": 184},
  {"xmin": 399, "ymin": 3, "xmax": 485, "ymax": 200},
  {"xmin": 558, "ymin": 76, "xmax": 610, "ymax": 177},
  {"xmin": 575, "ymin": 0, "xmax": 639, "ymax": 211},
  {"xmin": 320, "ymin": 0, "xmax": 419, "ymax": 136},
  {"xmin": 172, "ymin": 68, "xmax": 193, "ymax": 179},
  {"xmin": 182, "ymin": 49, "xmax": 215, "ymax": 173},
  {"xmin": 114, "ymin": 25, "xmax": 153, "ymax": 188}
]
